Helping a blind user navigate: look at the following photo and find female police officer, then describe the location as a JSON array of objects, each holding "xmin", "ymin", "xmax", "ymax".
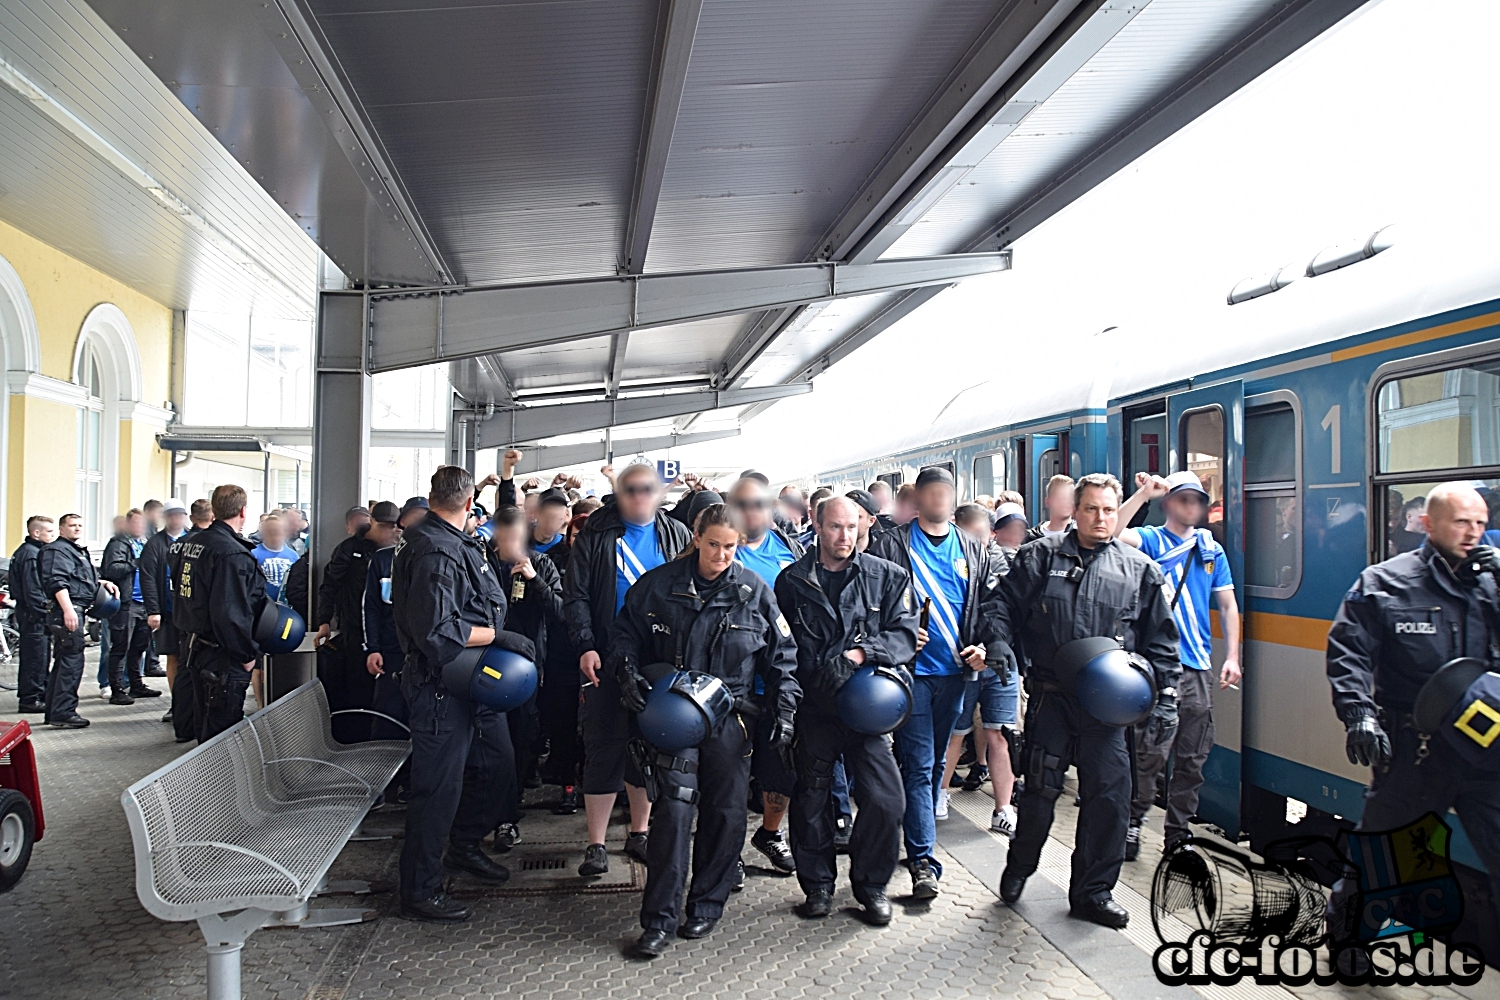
[{"xmin": 608, "ymin": 504, "xmax": 800, "ymax": 959}]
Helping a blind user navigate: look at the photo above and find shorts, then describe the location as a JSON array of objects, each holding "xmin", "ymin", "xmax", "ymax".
[
  {"xmin": 579, "ymin": 669, "xmax": 644, "ymax": 795},
  {"xmin": 953, "ymin": 668, "xmax": 1019, "ymax": 735},
  {"xmin": 157, "ymin": 619, "xmax": 181, "ymax": 657},
  {"xmin": 750, "ymin": 704, "xmax": 796, "ymax": 797}
]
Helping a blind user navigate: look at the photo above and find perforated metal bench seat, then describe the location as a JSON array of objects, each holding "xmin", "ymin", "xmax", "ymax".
[{"xmin": 122, "ymin": 680, "xmax": 410, "ymax": 1000}]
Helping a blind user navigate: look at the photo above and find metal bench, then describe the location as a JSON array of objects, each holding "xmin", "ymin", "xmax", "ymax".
[{"xmin": 122, "ymin": 679, "xmax": 410, "ymax": 1000}]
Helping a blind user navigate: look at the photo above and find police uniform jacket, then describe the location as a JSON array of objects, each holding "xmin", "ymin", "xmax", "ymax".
[
  {"xmin": 1326, "ymin": 542, "xmax": 1499, "ymax": 722},
  {"xmin": 39, "ymin": 535, "xmax": 97, "ymax": 612},
  {"xmin": 774, "ymin": 549, "xmax": 919, "ymax": 715},
  {"xmin": 391, "ymin": 510, "xmax": 516, "ymax": 681},
  {"xmin": 171, "ymin": 520, "xmax": 267, "ymax": 664},
  {"xmin": 867, "ymin": 520, "xmax": 1008, "ymax": 661},
  {"xmin": 316, "ymin": 526, "xmax": 378, "ymax": 648},
  {"xmin": 609, "ymin": 558, "xmax": 800, "ymax": 724},
  {"xmin": 138, "ymin": 528, "xmax": 177, "ymax": 617},
  {"xmin": 996, "ymin": 530, "xmax": 1181, "ymax": 694},
  {"xmin": 101, "ymin": 531, "xmax": 140, "ymax": 594},
  {"xmin": 563, "ymin": 503, "xmax": 691, "ymax": 657},
  {"xmin": 8, "ymin": 536, "xmax": 47, "ymax": 616}
]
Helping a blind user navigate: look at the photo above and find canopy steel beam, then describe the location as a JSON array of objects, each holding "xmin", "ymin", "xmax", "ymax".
[
  {"xmin": 819, "ymin": 0, "xmax": 1105, "ymax": 264},
  {"xmin": 475, "ymin": 383, "xmax": 811, "ymax": 449},
  {"xmin": 791, "ymin": 285, "xmax": 949, "ymax": 383},
  {"xmin": 623, "ymin": 0, "xmax": 704, "ymax": 275},
  {"xmin": 715, "ymin": 306, "xmax": 799, "ymax": 388},
  {"xmin": 364, "ymin": 252, "xmax": 1009, "ymax": 373},
  {"xmin": 977, "ymin": 0, "xmax": 1368, "ymax": 253},
  {"xmin": 507, "ymin": 428, "xmax": 739, "ymax": 476}
]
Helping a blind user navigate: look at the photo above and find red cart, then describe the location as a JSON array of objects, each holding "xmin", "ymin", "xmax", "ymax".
[{"xmin": 0, "ymin": 719, "xmax": 43, "ymax": 891}]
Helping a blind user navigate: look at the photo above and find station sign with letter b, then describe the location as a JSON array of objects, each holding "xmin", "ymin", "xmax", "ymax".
[{"xmin": 657, "ymin": 459, "xmax": 680, "ymax": 484}]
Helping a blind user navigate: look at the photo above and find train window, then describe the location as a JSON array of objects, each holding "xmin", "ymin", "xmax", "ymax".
[
  {"xmin": 1377, "ymin": 360, "xmax": 1500, "ymax": 474},
  {"xmin": 919, "ymin": 461, "xmax": 955, "ymax": 481},
  {"xmin": 1244, "ymin": 396, "xmax": 1301, "ymax": 596},
  {"xmin": 973, "ymin": 452, "xmax": 1005, "ymax": 500},
  {"xmin": 1178, "ymin": 406, "xmax": 1225, "ymax": 545},
  {"xmin": 1036, "ymin": 448, "xmax": 1063, "ymax": 481},
  {"xmin": 1128, "ymin": 414, "xmax": 1165, "ymax": 484},
  {"xmin": 877, "ymin": 471, "xmax": 903, "ymax": 490}
]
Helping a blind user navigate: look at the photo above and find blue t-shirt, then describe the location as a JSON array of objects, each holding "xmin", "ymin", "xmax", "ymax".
[
  {"xmin": 615, "ymin": 521, "xmax": 665, "ymax": 614},
  {"xmin": 1136, "ymin": 525, "xmax": 1233, "ymax": 671},
  {"xmin": 908, "ymin": 525, "xmax": 968, "ymax": 677},
  {"xmin": 129, "ymin": 536, "xmax": 145, "ymax": 602},
  {"xmin": 251, "ymin": 544, "xmax": 296, "ymax": 604},
  {"xmin": 735, "ymin": 531, "xmax": 795, "ymax": 586}
]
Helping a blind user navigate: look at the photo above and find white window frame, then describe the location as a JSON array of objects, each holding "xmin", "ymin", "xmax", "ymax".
[{"xmin": 1244, "ymin": 389, "xmax": 1303, "ymax": 598}]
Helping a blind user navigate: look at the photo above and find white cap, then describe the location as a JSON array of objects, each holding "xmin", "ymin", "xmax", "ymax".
[
  {"xmin": 1164, "ymin": 470, "xmax": 1210, "ymax": 499},
  {"xmin": 162, "ymin": 498, "xmax": 188, "ymax": 514},
  {"xmin": 993, "ymin": 502, "xmax": 1027, "ymax": 526}
]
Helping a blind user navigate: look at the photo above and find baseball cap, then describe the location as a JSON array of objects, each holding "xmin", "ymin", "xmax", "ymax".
[
  {"xmin": 915, "ymin": 466, "xmax": 955, "ymax": 489},
  {"xmin": 345, "ymin": 505, "xmax": 371, "ymax": 521},
  {"xmin": 844, "ymin": 489, "xmax": 879, "ymax": 517},
  {"xmin": 1164, "ymin": 470, "xmax": 1210, "ymax": 499},
  {"xmin": 371, "ymin": 500, "xmax": 401, "ymax": 524},
  {"xmin": 739, "ymin": 469, "xmax": 771, "ymax": 486},
  {"xmin": 993, "ymin": 502, "xmax": 1028, "ymax": 528},
  {"xmin": 161, "ymin": 498, "xmax": 187, "ymax": 515},
  {"xmin": 537, "ymin": 487, "xmax": 570, "ymax": 508}
]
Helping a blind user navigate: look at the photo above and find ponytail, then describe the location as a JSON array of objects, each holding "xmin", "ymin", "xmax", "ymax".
[{"xmin": 676, "ymin": 502, "xmax": 744, "ymax": 560}]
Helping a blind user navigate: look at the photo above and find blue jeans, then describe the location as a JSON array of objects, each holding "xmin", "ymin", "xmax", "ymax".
[
  {"xmin": 96, "ymin": 623, "xmax": 111, "ymax": 686},
  {"xmin": 831, "ymin": 757, "xmax": 851, "ymax": 818},
  {"xmin": 892, "ymin": 671, "xmax": 967, "ymax": 874}
]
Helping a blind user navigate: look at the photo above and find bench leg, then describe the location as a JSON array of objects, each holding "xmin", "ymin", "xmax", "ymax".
[
  {"xmin": 197, "ymin": 910, "xmax": 272, "ymax": 1000},
  {"xmin": 265, "ymin": 900, "xmax": 377, "ymax": 929}
]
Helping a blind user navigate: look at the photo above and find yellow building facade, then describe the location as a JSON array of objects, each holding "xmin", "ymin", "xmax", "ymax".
[{"xmin": 0, "ymin": 218, "xmax": 172, "ymax": 552}]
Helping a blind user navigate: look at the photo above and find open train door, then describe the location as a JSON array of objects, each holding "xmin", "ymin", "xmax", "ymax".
[
  {"xmin": 1028, "ymin": 433, "xmax": 1061, "ymax": 523},
  {"xmin": 1166, "ymin": 381, "xmax": 1245, "ymax": 837}
]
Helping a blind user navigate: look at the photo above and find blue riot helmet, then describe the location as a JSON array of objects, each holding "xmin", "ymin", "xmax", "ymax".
[
  {"xmin": 88, "ymin": 581, "xmax": 121, "ymax": 620},
  {"xmin": 1053, "ymin": 636, "xmax": 1156, "ymax": 727},
  {"xmin": 1415, "ymin": 657, "xmax": 1500, "ymax": 770},
  {"xmin": 254, "ymin": 601, "xmax": 307, "ymax": 654},
  {"xmin": 636, "ymin": 670, "xmax": 734, "ymax": 752},
  {"xmin": 836, "ymin": 665, "xmax": 913, "ymax": 735},
  {"xmin": 441, "ymin": 644, "xmax": 539, "ymax": 712}
]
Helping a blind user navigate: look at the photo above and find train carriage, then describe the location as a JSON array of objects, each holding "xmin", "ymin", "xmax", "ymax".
[{"xmin": 820, "ymin": 248, "xmax": 1500, "ymax": 881}]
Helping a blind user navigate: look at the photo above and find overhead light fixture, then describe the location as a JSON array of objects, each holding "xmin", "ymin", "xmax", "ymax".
[
  {"xmin": 1227, "ymin": 264, "xmax": 1299, "ymax": 305},
  {"xmin": 0, "ymin": 54, "xmax": 312, "ymax": 318},
  {"xmin": 1306, "ymin": 225, "xmax": 1396, "ymax": 277}
]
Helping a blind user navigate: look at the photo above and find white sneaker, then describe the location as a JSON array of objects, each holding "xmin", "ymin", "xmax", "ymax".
[
  {"xmin": 97, "ymin": 684, "xmax": 110, "ymax": 699},
  {"xmin": 935, "ymin": 789, "xmax": 950, "ymax": 820},
  {"xmin": 992, "ymin": 805, "xmax": 1017, "ymax": 838}
]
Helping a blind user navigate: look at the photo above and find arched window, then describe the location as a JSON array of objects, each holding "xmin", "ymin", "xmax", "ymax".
[{"xmin": 76, "ymin": 342, "xmax": 106, "ymax": 542}]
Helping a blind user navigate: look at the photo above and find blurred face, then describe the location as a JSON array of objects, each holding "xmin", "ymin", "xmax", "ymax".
[
  {"xmin": 1074, "ymin": 485, "xmax": 1118, "ymax": 547},
  {"xmin": 113, "ymin": 515, "xmax": 127, "ymax": 535},
  {"xmin": 994, "ymin": 519, "xmax": 1026, "ymax": 548},
  {"xmin": 347, "ymin": 512, "xmax": 371, "ymax": 535},
  {"xmin": 818, "ymin": 498, "xmax": 859, "ymax": 562},
  {"xmin": 729, "ymin": 480, "xmax": 772, "ymax": 539},
  {"xmin": 894, "ymin": 493, "xmax": 917, "ymax": 525},
  {"xmin": 696, "ymin": 523, "xmax": 740, "ymax": 579},
  {"xmin": 367, "ymin": 520, "xmax": 401, "ymax": 547},
  {"xmin": 916, "ymin": 482, "xmax": 955, "ymax": 524},
  {"xmin": 535, "ymin": 501, "xmax": 569, "ymax": 538},
  {"xmin": 165, "ymin": 511, "xmax": 187, "ymax": 536},
  {"xmin": 616, "ymin": 468, "xmax": 660, "ymax": 524},
  {"xmin": 1424, "ymin": 490, "xmax": 1488, "ymax": 561},
  {"xmin": 261, "ymin": 517, "xmax": 286, "ymax": 548},
  {"xmin": 494, "ymin": 519, "xmax": 528, "ymax": 563},
  {"xmin": 523, "ymin": 493, "xmax": 539, "ymax": 521},
  {"xmin": 59, "ymin": 516, "xmax": 83, "ymax": 541},
  {"xmin": 1163, "ymin": 490, "xmax": 1208, "ymax": 530},
  {"xmin": 869, "ymin": 482, "xmax": 892, "ymax": 512},
  {"xmin": 957, "ymin": 513, "xmax": 990, "ymax": 544},
  {"xmin": 1047, "ymin": 484, "xmax": 1075, "ymax": 521},
  {"xmin": 400, "ymin": 507, "xmax": 425, "ymax": 529},
  {"xmin": 127, "ymin": 512, "xmax": 146, "ymax": 539}
]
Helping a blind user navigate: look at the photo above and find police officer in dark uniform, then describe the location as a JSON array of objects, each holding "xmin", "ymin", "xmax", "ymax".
[
  {"xmin": 166, "ymin": 499, "xmax": 214, "ymax": 742},
  {"xmin": 314, "ymin": 506, "xmax": 380, "ymax": 742},
  {"xmin": 391, "ymin": 465, "xmax": 529, "ymax": 923},
  {"xmin": 994, "ymin": 473, "xmax": 1180, "ymax": 928},
  {"xmin": 776, "ymin": 496, "xmax": 918, "ymax": 926},
  {"xmin": 1326, "ymin": 482, "xmax": 1500, "ymax": 932},
  {"xmin": 10, "ymin": 514, "xmax": 55, "ymax": 714},
  {"xmin": 173, "ymin": 486, "xmax": 269, "ymax": 742},
  {"xmin": 564, "ymin": 462, "xmax": 691, "ymax": 875},
  {"xmin": 610, "ymin": 503, "xmax": 799, "ymax": 957},
  {"xmin": 40, "ymin": 513, "xmax": 115, "ymax": 728}
]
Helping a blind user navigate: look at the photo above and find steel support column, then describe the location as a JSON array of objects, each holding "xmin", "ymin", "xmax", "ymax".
[{"xmin": 311, "ymin": 292, "xmax": 370, "ymax": 605}]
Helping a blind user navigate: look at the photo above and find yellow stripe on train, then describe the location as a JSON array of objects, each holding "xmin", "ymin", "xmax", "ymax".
[{"xmin": 1210, "ymin": 610, "xmax": 1331, "ymax": 650}]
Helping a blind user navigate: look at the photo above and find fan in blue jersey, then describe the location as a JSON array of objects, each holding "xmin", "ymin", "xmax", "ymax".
[{"xmin": 250, "ymin": 512, "xmax": 297, "ymax": 604}]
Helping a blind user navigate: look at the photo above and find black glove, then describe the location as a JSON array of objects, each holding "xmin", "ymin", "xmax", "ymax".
[
  {"xmin": 771, "ymin": 715, "xmax": 796, "ymax": 772},
  {"xmin": 1345, "ymin": 713, "xmax": 1391, "ymax": 767},
  {"xmin": 616, "ymin": 657, "xmax": 651, "ymax": 714},
  {"xmin": 1147, "ymin": 691, "xmax": 1179, "ymax": 747},
  {"xmin": 1458, "ymin": 545, "xmax": 1500, "ymax": 585},
  {"xmin": 813, "ymin": 653, "xmax": 860, "ymax": 695},
  {"xmin": 986, "ymin": 641, "xmax": 1017, "ymax": 686},
  {"xmin": 491, "ymin": 628, "xmax": 536, "ymax": 662}
]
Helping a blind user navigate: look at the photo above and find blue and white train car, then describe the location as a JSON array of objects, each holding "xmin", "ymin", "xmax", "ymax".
[{"xmin": 820, "ymin": 233, "xmax": 1500, "ymax": 875}]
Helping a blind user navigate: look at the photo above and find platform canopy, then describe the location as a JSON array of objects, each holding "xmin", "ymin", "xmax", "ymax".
[{"xmin": 0, "ymin": 0, "xmax": 1369, "ymax": 449}]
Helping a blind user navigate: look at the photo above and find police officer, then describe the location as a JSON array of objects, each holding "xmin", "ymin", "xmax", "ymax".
[
  {"xmin": 166, "ymin": 499, "xmax": 214, "ymax": 742},
  {"xmin": 564, "ymin": 462, "xmax": 691, "ymax": 876},
  {"xmin": 173, "ymin": 486, "xmax": 269, "ymax": 742},
  {"xmin": 1325, "ymin": 482, "xmax": 1500, "ymax": 933},
  {"xmin": 994, "ymin": 473, "xmax": 1180, "ymax": 927},
  {"xmin": 611, "ymin": 503, "xmax": 799, "ymax": 957},
  {"xmin": 39, "ymin": 513, "xmax": 115, "ymax": 728},
  {"xmin": 139, "ymin": 499, "xmax": 190, "ymax": 727},
  {"xmin": 869, "ymin": 466, "xmax": 1009, "ymax": 900},
  {"xmin": 392, "ymin": 465, "xmax": 527, "ymax": 923},
  {"xmin": 776, "ymin": 496, "xmax": 918, "ymax": 926},
  {"xmin": 314, "ymin": 506, "xmax": 381, "ymax": 742},
  {"xmin": 728, "ymin": 474, "xmax": 804, "ymax": 875},
  {"xmin": 10, "ymin": 515, "xmax": 55, "ymax": 714}
]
